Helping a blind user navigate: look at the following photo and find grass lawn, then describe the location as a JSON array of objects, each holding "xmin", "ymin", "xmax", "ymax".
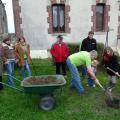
[{"xmin": 0, "ymin": 59, "xmax": 120, "ymax": 120}]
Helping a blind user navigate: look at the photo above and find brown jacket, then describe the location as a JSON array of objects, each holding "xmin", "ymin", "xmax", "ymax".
[
  {"xmin": 2, "ymin": 43, "xmax": 16, "ymax": 63},
  {"xmin": 15, "ymin": 43, "xmax": 31, "ymax": 67}
]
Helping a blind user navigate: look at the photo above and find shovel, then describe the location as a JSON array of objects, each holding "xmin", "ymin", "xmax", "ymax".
[{"xmin": 106, "ymin": 67, "xmax": 120, "ymax": 77}]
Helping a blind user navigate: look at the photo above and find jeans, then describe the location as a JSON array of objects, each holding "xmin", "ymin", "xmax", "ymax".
[
  {"xmin": 21, "ymin": 60, "xmax": 31, "ymax": 78},
  {"xmin": 82, "ymin": 66, "xmax": 87, "ymax": 78},
  {"xmin": 88, "ymin": 66, "xmax": 96, "ymax": 87},
  {"xmin": 5, "ymin": 60, "xmax": 15, "ymax": 86},
  {"xmin": 66, "ymin": 58, "xmax": 84, "ymax": 93}
]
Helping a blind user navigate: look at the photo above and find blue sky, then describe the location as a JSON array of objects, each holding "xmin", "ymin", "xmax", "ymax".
[{"xmin": 1, "ymin": 0, "xmax": 15, "ymax": 33}]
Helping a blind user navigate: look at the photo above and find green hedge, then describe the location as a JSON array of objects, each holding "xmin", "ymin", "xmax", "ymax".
[{"xmin": 68, "ymin": 42, "xmax": 104, "ymax": 62}]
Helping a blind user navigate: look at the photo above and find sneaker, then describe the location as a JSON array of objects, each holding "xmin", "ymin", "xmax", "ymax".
[
  {"xmin": 92, "ymin": 84, "xmax": 96, "ymax": 87},
  {"xmin": 78, "ymin": 90, "xmax": 85, "ymax": 95}
]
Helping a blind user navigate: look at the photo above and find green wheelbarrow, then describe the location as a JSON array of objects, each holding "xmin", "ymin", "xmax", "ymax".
[
  {"xmin": 1, "ymin": 74, "xmax": 66, "ymax": 111},
  {"xmin": 21, "ymin": 75, "xmax": 66, "ymax": 111}
]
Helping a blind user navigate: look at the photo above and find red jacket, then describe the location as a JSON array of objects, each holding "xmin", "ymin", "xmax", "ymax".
[{"xmin": 50, "ymin": 42, "xmax": 69, "ymax": 62}]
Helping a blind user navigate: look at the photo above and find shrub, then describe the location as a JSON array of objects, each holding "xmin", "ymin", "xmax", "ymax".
[
  {"xmin": 68, "ymin": 42, "xmax": 105, "ymax": 62},
  {"xmin": 68, "ymin": 43, "xmax": 80, "ymax": 54}
]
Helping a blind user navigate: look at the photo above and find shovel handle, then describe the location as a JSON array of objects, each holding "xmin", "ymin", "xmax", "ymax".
[{"xmin": 106, "ymin": 67, "xmax": 120, "ymax": 77}]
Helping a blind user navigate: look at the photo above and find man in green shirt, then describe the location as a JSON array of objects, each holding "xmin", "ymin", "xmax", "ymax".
[{"xmin": 66, "ymin": 50, "xmax": 103, "ymax": 94}]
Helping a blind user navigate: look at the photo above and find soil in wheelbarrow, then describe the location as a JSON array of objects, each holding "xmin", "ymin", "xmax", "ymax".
[
  {"xmin": 23, "ymin": 76, "xmax": 64, "ymax": 85},
  {"xmin": 104, "ymin": 89, "xmax": 120, "ymax": 108}
]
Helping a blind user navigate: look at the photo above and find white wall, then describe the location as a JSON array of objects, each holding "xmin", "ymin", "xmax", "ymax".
[{"xmin": 20, "ymin": 0, "xmax": 119, "ymax": 58}]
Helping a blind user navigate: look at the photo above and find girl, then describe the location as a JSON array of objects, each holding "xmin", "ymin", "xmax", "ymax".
[{"xmin": 15, "ymin": 37, "xmax": 31, "ymax": 78}]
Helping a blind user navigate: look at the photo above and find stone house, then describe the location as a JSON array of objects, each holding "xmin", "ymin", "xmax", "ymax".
[
  {"xmin": 0, "ymin": 0, "xmax": 8, "ymax": 35},
  {"xmin": 12, "ymin": 0, "xmax": 120, "ymax": 58}
]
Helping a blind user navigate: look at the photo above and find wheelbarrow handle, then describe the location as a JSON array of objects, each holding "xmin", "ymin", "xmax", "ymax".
[
  {"xmin": 106, "ymin": 67, "xmax": 120, "ymax": 77},
  {"xmin": 3, "ymin": 73, "xmax": 21, "ymax": 82},
  {"xmin": 0, "ymin": 82, "xmax": 24, "ymax": 92}
]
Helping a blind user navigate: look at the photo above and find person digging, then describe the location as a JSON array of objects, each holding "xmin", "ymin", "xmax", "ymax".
[{"xmin": 66, "ymin": 50, "xmax": 104, "ymax": 95}]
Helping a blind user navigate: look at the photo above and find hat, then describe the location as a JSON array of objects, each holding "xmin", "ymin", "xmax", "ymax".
[
  {"xmin": 88, "ymin": 31, "xmax": 94, "ymax": 35},
  {"xmin": 57, "ymin": 35, "xmax": 63, "ymax": 40}
]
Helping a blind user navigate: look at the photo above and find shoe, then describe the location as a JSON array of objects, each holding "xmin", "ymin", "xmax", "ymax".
[
  {"xmin": 63, "ymin": 75, "xmax": 67, "ymax": 78},
  {"xmin": 78, "ymin": 90, "xmax": 85, "ymax": 95},
  {"xmin": 92, "ymin": 84, "xmax": 96, "ymax": 87}
]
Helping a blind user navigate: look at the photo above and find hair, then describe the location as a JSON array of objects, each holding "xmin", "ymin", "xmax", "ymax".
[
  {"xmin": 90, "ymin": 50, "xmax": 98, "ymax": 58},
  {"xmin": 106, "ymin": 46, "xmax": 113, "ymax": 52},
  {"xmin": 57, "ymin": 35, "xmax": 63, "ymax": 40},
  {"xmin": 88, "ymin": 31, "xmax": 94, "ymax": 35},
  {"xmin": 18, "ymin": 36, "xmax": 26, "ymax": 42},
  {"xmin": 3, "ymin": 37, "xmax": 11, "ymax": 43},
  {"xmin": 105, "ymin": 46, "xmax": 113, "ymax": 55}
]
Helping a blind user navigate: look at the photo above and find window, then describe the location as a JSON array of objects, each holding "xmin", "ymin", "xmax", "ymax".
[
  {"xmin": 96, "ymin": 4, "xmax": 105, "ymax": 31},
  {"xmin": 52, "ymin": 4, "xmax": 65, "ymax": 32}
]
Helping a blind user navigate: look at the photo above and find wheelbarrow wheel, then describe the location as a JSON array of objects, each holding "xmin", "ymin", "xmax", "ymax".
[{"xmin": 39, "ymin": 96, "xmax": 55, "ymax": 111}]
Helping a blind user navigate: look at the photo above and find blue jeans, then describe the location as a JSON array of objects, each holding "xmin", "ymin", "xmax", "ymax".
[
  {"xmin": 82, "ymin": 66, "xmax": 87, "ymax": 78},
  {"xmin": 66, "ymin": 58, "xmax": 84, "ymax": 93},
  {"xmin": 88, "ymin": 66, "xmax": 96, "ymax": 87},
  {"xmin": 5, "ymin": 60, "xmax": 15, "ymax": 86},
  {"xmin": 21, "ymin": 60, "xmax": 31, "ymax": 78}
]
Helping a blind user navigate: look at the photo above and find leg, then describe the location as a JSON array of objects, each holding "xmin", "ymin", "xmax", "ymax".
[
  {"xmin": 88, "ymin": 77, "xmax": 94, "ymax": 87},
  {"xmin": 111, "ymin": 76, "xmax": 116, "ymax": 88},
  {"xmin": 88, "ymin": 67, "xmax": 96, "ymax": 87},
  {"xmin": 25, "ymin": 60, "xmax": 31, "ymax": 77},
  {"xmin": 108, "ymin": 75, "xmax": 116, "ymax": 89},
  {"xmin": 0, "ymin": 76, "xmax": 3, "ymax": 90},
  {"xmin": 82, "ymin": 65, "xmax": 87, "ymax": 79},
  {"xmin": 5, "ymin": 62, "xmax": 15, "ymax": 86},
  {"xmin": 66, "ymin": 59, "xmax": 84, "ymax": 93},
  {"xmin": 56, "ymin": 62, "xmax": 61, "ymax": 75},
  {"xmin": 21, "ymin": 65, "xmax": 25, "ymax": 78},
  {"xmin": 61, "ymin": 62, "xmax": 66, "ymax": 76}
]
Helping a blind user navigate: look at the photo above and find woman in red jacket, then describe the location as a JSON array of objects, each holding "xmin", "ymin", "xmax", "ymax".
[{"xmin": 50, "ymin": 35, "xmax": 69, "ymax": 76}]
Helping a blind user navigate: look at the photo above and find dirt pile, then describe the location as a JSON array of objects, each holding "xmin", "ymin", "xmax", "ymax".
[
  {"xmin": 22, "ymin": 76, "xmax": 64, "ymax": 85},
  {"xmin": 105, "ymin": 89, "xmax": 120, "ymax": 108}
]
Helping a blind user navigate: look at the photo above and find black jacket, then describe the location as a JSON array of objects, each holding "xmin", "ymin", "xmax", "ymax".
[{"xmin": 81, "ymin": 37, "xmax": 97, "ymax": 52}]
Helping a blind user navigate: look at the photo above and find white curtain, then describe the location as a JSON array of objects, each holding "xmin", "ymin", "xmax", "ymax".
[{"xmin": 53, "ymin": 6, "xmax": 58, "ymax": 28}]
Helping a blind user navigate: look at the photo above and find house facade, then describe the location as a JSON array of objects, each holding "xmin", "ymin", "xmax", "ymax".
[
  {"xmin": 12, "ymin": 0, "xmax": 120, "ymax": 58},
  {"xmin": 0, "ymin": 0, "xmax": 8, "ymax": 35}
]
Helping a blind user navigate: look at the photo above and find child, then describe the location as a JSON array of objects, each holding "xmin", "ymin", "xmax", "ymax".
[
  {"xmin": 15, "ymin": 37, "xmax": 31, "ymax": 78},
  {"xmin": 88, "ymin": 60, "xmax": 99, "ymax": 87},
  {"xmin": 103, "ymin": 47, "xmax": 119, "ymax": 88}
]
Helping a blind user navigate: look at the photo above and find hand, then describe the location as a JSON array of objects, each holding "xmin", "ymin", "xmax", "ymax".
[
  {"xmin": 116, "ymin": 72, "xmax": 120, "ymax": 77},
  {"xmin": 5, "ymin": 61, "xmax": 9, "ymax": 64}
]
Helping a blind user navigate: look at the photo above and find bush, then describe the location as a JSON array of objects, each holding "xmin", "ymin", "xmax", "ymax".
[
  {"xmin": 97, "ymin": 42, "xmax": 104, "ymax": 62},
  {"xmin": 68, "ymin": 43, "xmax": 80, "ymax": 54},
  {"xmin": 68, "ymin": 42, "xmax": 105, "ymax": 62}
]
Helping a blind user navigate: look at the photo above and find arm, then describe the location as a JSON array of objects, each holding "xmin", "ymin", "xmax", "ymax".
[
  {"xmin": 80, "ymin": 40, "xmax": 85, "ymax": 51},
  {"xmin": 94, "ymin": 39, "xmax": 97, "ymax": 51},
  {"xmin": 50, "ymin": 44, "xmax": 57, "ymax": 58},
  {"xmin": 65, "ymin": 44, "xmax": 70, "ymax": 57},
  {"xmin": 14, "ymin": 45, "xmax": 20, "ymax": 60}
]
